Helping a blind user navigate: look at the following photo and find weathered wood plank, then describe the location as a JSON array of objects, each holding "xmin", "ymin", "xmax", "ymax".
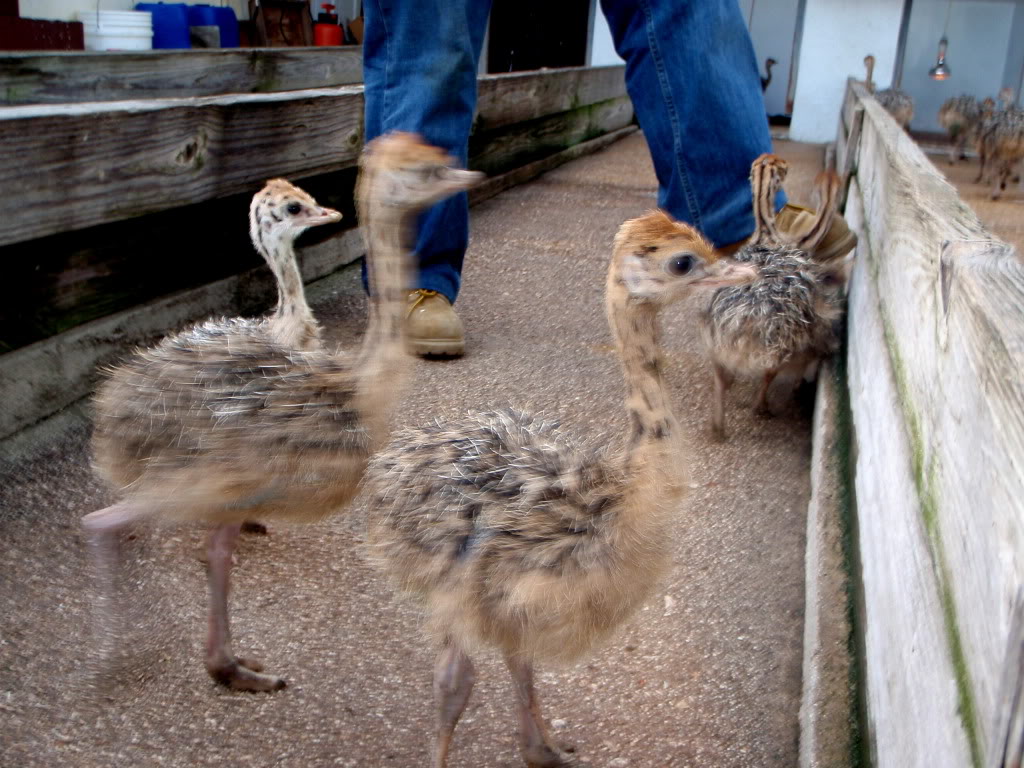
[
  {"xmin": 845, "ymin": 74, "xmax": 1024, "ymax": 768},
  {"xmin": 470, "ymin": 94, "xmax": 634, "ymax": 176},
  {"xmin": 475, "ymin": 65, "xmax": 626, "ymax": 132},
  {"xmin": 0, "ymin": 65, "xmax": 628, "ymax": 248},
  {"xmin": 0, "ymin": 86, "xmax": 365, "ymax": 247},
  {"xmin": 0, "ymin": 47, "xmax": 364, "ymax": 105},
  {"xmin": 470, "ymin": 125, "xmax": 637, "ymax": 206},
  {"xmin": 0, "ymin": 116, "xmax": 636, "ymax": 439},
  {"xmin": 845, "ymin": 175, "xmax": 975, "ymax": 768},
  {"xmin": 0, "ymin": 166, "xmax": 357, "ymax": 354},
  {"xmin": 0, "ymin": 88, "xmax": 631, "ymax": 354}
]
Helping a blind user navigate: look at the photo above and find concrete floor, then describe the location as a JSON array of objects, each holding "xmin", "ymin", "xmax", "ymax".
[{"xmin": 0, "ymin": 133, "xmax": 821, "ymax": 768}]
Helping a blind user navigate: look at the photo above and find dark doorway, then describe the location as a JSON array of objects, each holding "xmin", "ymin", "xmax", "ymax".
[{"xmin": 487, "ymin": 0, "xmax": 590, "ymax": 73}]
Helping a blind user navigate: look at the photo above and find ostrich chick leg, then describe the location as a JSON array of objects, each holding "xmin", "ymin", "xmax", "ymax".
[
  {"xmin": 754, "ymin": 369, "xmax": 778, "ymax": 417},
  {"xmin": 505, "ymin": 654, "xmax": 578, "ymax": 768},
  {"xmin": 82, "ymin": 501, "xmax": 147, "ymax": 656},
  {"xmin": 205, "ymin": 523, "xmax": 286, "ymax": 692},
  {"xmin": 711, "ymin": 361, "xmax": 734, "ymax": 440},
  {"xmin": 433, "ymin": 640, "xmax": 476, "ymax": 768}
]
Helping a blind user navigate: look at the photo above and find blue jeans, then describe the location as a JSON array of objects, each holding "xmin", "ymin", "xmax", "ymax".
[{"xmin": 363, "ymin": 0, "xmax": 779, "ymax": 303}]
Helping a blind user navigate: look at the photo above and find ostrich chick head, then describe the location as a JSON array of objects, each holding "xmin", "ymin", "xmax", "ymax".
[
  {"xmin": 612, "ymin": 211, "xmax": 757, "ymax": 304},
  {"xmin": 358, "ymin": 131, "xmax": 484, "ymax": 212},
  {"xmin": 249, "ymin": 179, "xmax": 342, "ymax": 258}
]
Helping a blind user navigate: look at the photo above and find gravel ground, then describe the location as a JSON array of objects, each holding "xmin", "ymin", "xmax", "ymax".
[{"xmin": 0, "ymin": 133, "xmax": 821, "ymax": 768}]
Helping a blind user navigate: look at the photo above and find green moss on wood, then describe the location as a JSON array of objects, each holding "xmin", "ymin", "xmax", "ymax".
[
  {"xmin": 876, "ymin": 300, "xmax": 983, "ymax": 768},
  {"xmin": 247, "ymin": 50, "xmax": 281, "ymax": 93}
]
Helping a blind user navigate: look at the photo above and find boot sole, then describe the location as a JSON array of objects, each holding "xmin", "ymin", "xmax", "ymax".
[{"xmin": 407, "ymin": 338, "xmax": 465, "ymax": 357}]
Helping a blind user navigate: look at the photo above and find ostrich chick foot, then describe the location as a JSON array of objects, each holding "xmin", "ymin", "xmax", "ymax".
[
  {"xmin": 524, "ymin": 743, "xmax": 581, "ymax": 768},
  {"xmin": 207, "ymin": 655, "xmax": 286, "ymax": 692}
]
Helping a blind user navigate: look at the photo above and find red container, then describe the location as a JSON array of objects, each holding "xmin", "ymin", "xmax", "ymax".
[{"xmin": 314, "ymin": 3, "xmax": 341, "ymax": 46}]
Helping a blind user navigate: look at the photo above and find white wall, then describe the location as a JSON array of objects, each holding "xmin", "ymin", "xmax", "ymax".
[
  {"xmin": 588, "ymin": 4, "xmax": 623, "ymax": 67},
  {"xmin": 789, "ymin": 0, "xmax": 904, "ymax": 142},
  {"xmin": 901, "ymin": 0, "xmax": 1015, "ymax": 133},
  {"xmin": 746, "ymin": 0, "xmax": 801, "ymax": 116}
]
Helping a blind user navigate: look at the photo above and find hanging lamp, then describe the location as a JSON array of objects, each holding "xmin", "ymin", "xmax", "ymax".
[{"xmin": 929, "ymin": 0, "xmax": 953, "ymax": 80}]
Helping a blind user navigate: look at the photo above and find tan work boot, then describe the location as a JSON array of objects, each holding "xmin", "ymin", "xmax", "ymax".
[
  {"xmin": 405, "ymin": 289, "xmax": 465, "ymax": 357},
  {"xmin": 720, "ymin": 204, "xmax": 857, "ymax": 260},
  {"xmin": 774, "ymin": 203, "xmax": 858, "ymax": 261}
]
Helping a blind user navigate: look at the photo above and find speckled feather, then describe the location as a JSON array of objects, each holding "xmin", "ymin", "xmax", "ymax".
[
  {"xmin": 939, "ymin": 94, "xmax": 984, "ymax": 136},
  {"xmin": 977, "ymin": 106, "xmax": 1024, "ymax": 154},
  {"xmin": 875, "ymin": 88, "xmax": 914, "ymax": 127},
  {"xmin": 365, "ymin": 406, "xmax": 673, "ymax": 663},
  {"xmin": 701, "ymin": 153, "xmax": 848, "ymax": 388},
  {"xmin": 363, "ymin": 212, "xmax": 726, "ymax": 667},
  {"xmin": 92, "ymin": 318, "xmax": 373, "ymax": 523},
  {"xmin": 976, "ymin": 104, "xmax": 1024, "ymax": 195},
  {"xmin": 700, "ymin": 245, "xmax": 845, "ymax": 374}
]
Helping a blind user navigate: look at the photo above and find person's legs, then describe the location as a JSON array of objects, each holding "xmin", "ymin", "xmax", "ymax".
[
  {"xmin": 363, "ymin": 0, "xmax": 492, "ymax": 304},
  {"xmin": 600, "ymin": 0, "xmax": 783, "ymax": 248}
]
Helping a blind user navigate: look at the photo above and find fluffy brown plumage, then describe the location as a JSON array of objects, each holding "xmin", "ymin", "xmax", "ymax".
[
  {"xmin": 83, "ymin": 134, "xmax": 482, "ymax": 692},
  {"xmin": 365, "ymin": 211, "xmax": 755, "ymax": 768},
  {"xmin": 701, "ymin": 153, "xmax": 850, "ymax": 439},
  {"xmin": 864, "ymin": 54, "xmax": 914, "ymax": 129},
  {"xmin": 939, "ymin": 94, "xmax": 990, "ymax": 164},
  {"xmin": 974, "ymin": 91, "xmax": 1024, "ymax": 199},
  {"xmin": 92, "ymin": 321, "xmax": 370, "ymax": 524}
]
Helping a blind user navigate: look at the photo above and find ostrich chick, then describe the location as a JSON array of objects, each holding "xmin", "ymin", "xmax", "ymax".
[
  {"xmin": 975, "ymin": 91, "xmax": 1024, "ymax": 199},
  {"xmin": 938, "ymin": 95, "xmax": 990, "ymax": 165},
  {"xmin": 84, "ymin": 134, "xmax": 482, "ymax": 692},
  {"xmin": 761, "ymin": 57, "xmax": 777, "ymax": 92},
  {"xmin": 864, "ymin": 55, "xmax": 914, "ymax": 129},
  {"xmin": 702, "ymin": 153, "xmax": 850, "ymax": 440},
  {"xmin": 365, "ymin": 213, "xmax": 755, "ymax": 767}
]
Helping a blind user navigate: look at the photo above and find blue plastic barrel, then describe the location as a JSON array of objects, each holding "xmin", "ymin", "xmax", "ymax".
[
  {"xmin": 212, "ymin": 6, "xmax": 239, "ymax": 47},
  {"xmin": 134, "ymin": 2, "xmax": 190, "ymax": 49},
  {"xmin": 187, "ymin": 4, "xmax": 239, "ymax": 48}
]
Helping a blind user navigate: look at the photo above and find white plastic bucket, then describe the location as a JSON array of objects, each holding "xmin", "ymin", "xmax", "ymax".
[{"xmin": 79, "ymin": 10, "xmax": 153, "ymax": 51}]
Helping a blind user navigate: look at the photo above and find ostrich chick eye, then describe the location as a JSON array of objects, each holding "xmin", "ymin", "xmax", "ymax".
[
  {"xmin": 286, "ymin": 202, "xmax": 303, "ymax": 215},
  {"xmin": 667, "ymin": 253, "xmax": 697, "ymax": 276}
]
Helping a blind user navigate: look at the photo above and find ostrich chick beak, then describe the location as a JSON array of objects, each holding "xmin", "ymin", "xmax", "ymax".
[
  {"xmin": 693, "ymin": 259, "xmax": 758, "ymax": 288},
  {"xmin": 447, "ymin": 168, "xmax": 486, "ymax": 193},
  {"xmin": 307, "ymin": 207, "xmax": 343, "ymax": 227}
]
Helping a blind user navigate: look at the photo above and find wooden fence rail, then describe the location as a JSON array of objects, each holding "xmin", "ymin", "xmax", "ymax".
[
  {"xmin": 0, "ymin": 64, "xmax": 634, "ymax": 443},
  {"xmin": 835, "ymin": 77, "xmax": 1024, "ymax": 768},
  {"xmin": 0, "ymin": 47, "xmax": 365, "ymax": 105},
  {"xmin": 0, "ymin": 65, "xmax": 629, "ymax": 248}
]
